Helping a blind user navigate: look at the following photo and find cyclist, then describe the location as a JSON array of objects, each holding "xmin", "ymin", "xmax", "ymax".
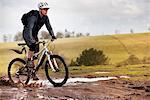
[{"xmin": 22, "ymin": 2, "xmax": 56, "ymax": 80}]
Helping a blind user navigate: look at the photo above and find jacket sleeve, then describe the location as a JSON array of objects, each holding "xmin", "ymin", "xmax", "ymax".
[
  {"xmin": 25, "ymin": 16, "xmax": 36, "ymax": 43},
  {"xmin": 45, "ymin": 16, "xmax": 55, "ymax": 36}
]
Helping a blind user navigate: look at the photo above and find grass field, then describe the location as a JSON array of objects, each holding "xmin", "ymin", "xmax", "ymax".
[
  {"xmin": 0, "ymin": 32, "xmax": 150, "ymax": 80},
  {"xmin": 69, "ymin": 64, "xmax": 150, "ymax": 81}
]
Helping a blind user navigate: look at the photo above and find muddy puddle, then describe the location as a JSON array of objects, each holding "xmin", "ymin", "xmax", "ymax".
[
  {"xmin": 0, "ymin": 76, "xmax": 150, "ymax": 100},
  {"xmin": 4, "ymin": 76, "xmax": 148, "ymax": 100}
]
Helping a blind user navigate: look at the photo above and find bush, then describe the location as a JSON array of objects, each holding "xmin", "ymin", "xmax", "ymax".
[
  {"xmin": 75, "ymin": 48, "xmax": 109, "ymax": 66},
  {"xmin": 142, "ymin": 56, "xmax": 150, "ymax": 64},
  {"xmin": 70, "ymin": 59, "xmax": 78, "ymax": 66},
  {"xmin": 116, "ymin": 54, "xmax": 142, "ymax": 67},
  {"xmin": 126, "ymin": 55, "xmax": 141, "ymax": 65}
]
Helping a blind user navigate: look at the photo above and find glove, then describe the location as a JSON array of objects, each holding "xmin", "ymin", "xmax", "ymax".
[{"xmin": 51, "ymin": 35, "xmax": 56, "ymax": 40}]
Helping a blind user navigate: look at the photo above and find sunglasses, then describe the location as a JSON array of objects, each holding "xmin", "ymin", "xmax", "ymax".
[{"xmin": 41, "ymin": 8, "xmax": 49, "ymax": 10}]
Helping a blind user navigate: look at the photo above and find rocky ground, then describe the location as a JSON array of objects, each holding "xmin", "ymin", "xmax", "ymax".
[{"xmin": 0, "ymin": 77, "xmax": 150, "ymax": 100}]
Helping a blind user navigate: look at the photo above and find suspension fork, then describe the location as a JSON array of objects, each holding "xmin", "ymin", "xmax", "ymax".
[
  {"xmin": 50, "ymin": 51, "xmax": 59, "ymax": 69},
  {"xmin": 46, "ymin": 51, "xmax": 56, "ymax": 72},
  {"xmin": 46, "ymin": 51, "xmax": 59, "ymax": 72},
  {"xmin": 49, "ymin": 51, "xmax": 59, "ymax": 69}
]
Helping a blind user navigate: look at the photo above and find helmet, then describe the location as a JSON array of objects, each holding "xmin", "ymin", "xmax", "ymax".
[{"xmin": 38, "ymin": 2, "xmax": 49, "ymax": 9}]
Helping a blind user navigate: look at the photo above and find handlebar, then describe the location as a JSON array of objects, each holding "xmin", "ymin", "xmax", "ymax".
[
  {"xmin": 18, "ymin": 43, "xmax": 26, "ymax": 46},
  {"xmin": 17, "ymin": 40, "xmax": 53, "ymax": 47}
]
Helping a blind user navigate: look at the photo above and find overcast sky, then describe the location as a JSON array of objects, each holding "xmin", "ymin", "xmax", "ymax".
[{"xmin": 0, "ymin": 0, "xmax": 150, "ymax": 41}]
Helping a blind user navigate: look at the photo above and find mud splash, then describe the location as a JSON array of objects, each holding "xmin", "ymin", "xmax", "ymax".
[{"xmin": 29, "ymin": 77, "xmax": 119, "ymax": 87}]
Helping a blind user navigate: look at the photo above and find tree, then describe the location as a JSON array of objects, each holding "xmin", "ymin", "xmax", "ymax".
[
  {"xmin": 3, "ymin": 34, "xmax": 8, "ymax": 42},
  {"xmin": 65, "ymin": 33, "xmax": 71, "ymax": 38},
  {"xmin": 14, "ymin": 32, "xmax": 23, "ymax": 41},
  {"xmin": 86, "ymin": 33, "xmax": 90, "ymax": 36},
  {"xmin": 130, "ymin": 29, "xmax": 134, "ymax": 33},
  {"xmin": 148, "ymin": 27, "xmax": 150, "ymax": 31},
  {"xmin": 64, "ymin": 29, "xmax": 71, "ymax": 38},
  {"xmin": 56, "ymin": 32, "xmax": 64, "ymax": 38},
  {"xmin": 65, "ymin": 29, "xmax": 68, "ymax": 33},
  {"xmin": 76, "ymin": 33, "xmax": 84, "ymax": 37},
  {"xmin": 40, "ymin": 31, "xmax": 50, "ymax": 39},
  {"xmin": 72, "ymin": 31, "xmax": 75, "ymax": 37},
  {"xmin": 76, "ymin": 48, "xmax": 109, "ymax": 66}
]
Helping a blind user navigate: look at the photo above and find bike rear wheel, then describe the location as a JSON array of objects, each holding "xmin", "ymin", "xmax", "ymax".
[
  {"xmin": 8, "ymin": 58, "xmax": 30, "ymax": 84},
  {"xmin": 45, "ymin": 55, "xmax": 68, "ymax": 87}
]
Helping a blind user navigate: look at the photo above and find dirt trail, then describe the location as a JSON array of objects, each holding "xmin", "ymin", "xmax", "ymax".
[{"xmin": 0, "ymin": 79, "xmax": 150, "ymax": 100}]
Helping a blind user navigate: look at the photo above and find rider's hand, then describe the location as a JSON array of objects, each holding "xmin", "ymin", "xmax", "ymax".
[{"xmin": 51, "ymin": 35, "xmax": 56, "ymax": 41}]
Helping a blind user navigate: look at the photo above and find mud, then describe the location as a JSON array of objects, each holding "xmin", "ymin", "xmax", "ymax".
[{"xmin": 0, "ymin": 78, "xmax": 150, "ymax": 100}]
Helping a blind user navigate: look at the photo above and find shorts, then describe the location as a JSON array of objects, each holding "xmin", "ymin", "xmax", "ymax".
[
  {"xmin": 23, "ymin": 27, "xmax": 39, "ymax": 53},
  {"xmin": 28, "ymin": 43, "xmax": 39, "ymax": 53}
]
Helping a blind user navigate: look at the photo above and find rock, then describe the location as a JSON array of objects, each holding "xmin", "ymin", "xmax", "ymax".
[
  {"xmin": 145, "ymin": 89, "xmax": 150, "ymax": 92},
  {"xmin": 145, "ymin": 86, "xmax": 150, "ymax": 92}
]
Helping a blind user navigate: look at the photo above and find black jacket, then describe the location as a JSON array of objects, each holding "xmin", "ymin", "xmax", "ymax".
[{"xmin": 23, "ymin": 10, "xmax": 54, "ymax": 44}]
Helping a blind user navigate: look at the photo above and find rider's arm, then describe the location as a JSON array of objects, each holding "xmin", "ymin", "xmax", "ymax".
[
  {"xmin": 25, "ymin": 16, "xmax": 36, "ymax": 43},
  {"xmin": 45, "ymin": 16, "xmax": 55, "ymax": 36}
]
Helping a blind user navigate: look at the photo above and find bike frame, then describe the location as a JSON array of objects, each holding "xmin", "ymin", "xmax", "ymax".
[
  {"xmin": 9, "ymin": 39, "xmax": 68, "ymax": 86},
  {"xmin": 32, "ymin": 41, "xmax": 59, "ymax": 73}
]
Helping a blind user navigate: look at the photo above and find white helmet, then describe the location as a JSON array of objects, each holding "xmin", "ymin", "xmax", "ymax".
[{"xmin": 38, "ymin": 2, "xmax": 49, "ymax": 9}]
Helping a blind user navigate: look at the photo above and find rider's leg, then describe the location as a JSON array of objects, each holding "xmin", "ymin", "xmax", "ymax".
[
  {"xmin": 26, "ymin": 50, "xmax": 35, "ymax": 67},
  {"xmin": 27, "ymin": 50, "xmax": 34, "ymax": 60},
  {"xmin": 22, "ymin": 29, "xmax": 35, "ymax": 67},
  {"xmin": 29, "ymin": 44, "xmax": 39, "ymax": 80},
  {"xmin": 26, "ymin": 50, "xmax": 39, "ymax": 80},
  {"xmin": 26, "ymin": 42, "xmax": 39, "ymax": 67},
  {"xmin": 23, "ymin": 28, "xmax": 39, "ymax": 80}
]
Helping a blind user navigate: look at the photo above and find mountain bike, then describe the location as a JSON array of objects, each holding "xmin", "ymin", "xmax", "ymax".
[{"xmin": 8, "ymin": 40, "xmax": 69, "ymax": 87}]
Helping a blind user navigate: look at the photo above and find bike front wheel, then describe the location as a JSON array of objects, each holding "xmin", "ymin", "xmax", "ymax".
[
  {"xmin": 8, "ymin": 58, "xmax": 30, "ymax": 84},
  {"xmin": 45, "ymin": 55, "xmax": 69, "ymax": 87}
]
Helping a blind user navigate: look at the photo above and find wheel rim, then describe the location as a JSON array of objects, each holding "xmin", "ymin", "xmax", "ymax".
[
  {"xmin": 8, "ymin": 59, "xmax": 29, "ymax": 84},
  {"xmin": 45, "ymin": 55, "xmax": 68, "ymax": 86}
]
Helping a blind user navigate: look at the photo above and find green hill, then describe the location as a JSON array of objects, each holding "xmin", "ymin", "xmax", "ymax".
[
  {"xmin": 54, "ymin": 32, "xmax": 150, "ymax": 64},
  {"xmin": 1, "ymin": 32, "xmax": 150, "ymax": 74}
]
